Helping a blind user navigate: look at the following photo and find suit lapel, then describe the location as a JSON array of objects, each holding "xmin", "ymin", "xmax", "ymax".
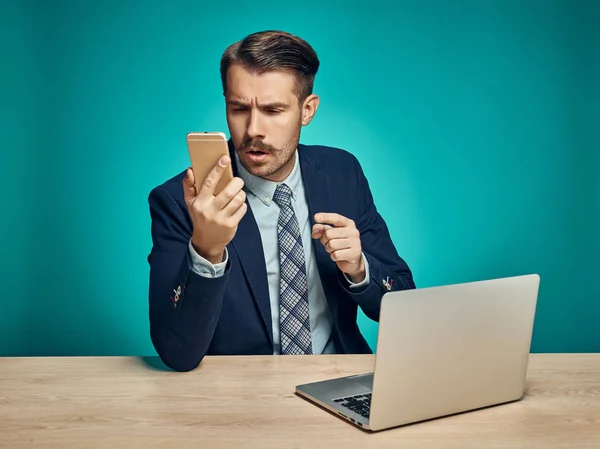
[
  {"xmin": 228, "ymin": 141, "xmax": 273, "ymax": 346},
  {"xmin": 298, "ymin": 146, "xmax": 340, "ymax": 317}
]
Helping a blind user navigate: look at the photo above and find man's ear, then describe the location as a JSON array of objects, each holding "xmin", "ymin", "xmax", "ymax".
[{"xmin": 301, "ymin": 94, "xmax": 320, "ymax": 126}]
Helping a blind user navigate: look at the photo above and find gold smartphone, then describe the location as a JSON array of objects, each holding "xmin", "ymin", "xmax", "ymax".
[{"xmin": 186, "ymin": 132, "xmax": 233, "ymax": 195}]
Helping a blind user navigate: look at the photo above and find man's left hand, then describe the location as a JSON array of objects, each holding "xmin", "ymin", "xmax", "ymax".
[{"xmin": 312, "ymin": 213, "xmax": 366, "ymax": 283}]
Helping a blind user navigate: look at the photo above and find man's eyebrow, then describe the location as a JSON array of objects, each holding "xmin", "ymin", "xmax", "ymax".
[
  {"xmin": 226, "ymin": 100, "xmax": 249, "ymax": 107},
  {"xmin": 260, "ymin": 102, "xmax": 289, "ymax": 109},
  {"xmin": 226, "ymin": 100, "xmax": 289, "ymax": 109}
]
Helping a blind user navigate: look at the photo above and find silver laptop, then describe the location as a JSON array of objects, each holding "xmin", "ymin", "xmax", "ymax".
[{"xmin": 295, "ymin": 274, "xmax": 540, "ymax": 431}]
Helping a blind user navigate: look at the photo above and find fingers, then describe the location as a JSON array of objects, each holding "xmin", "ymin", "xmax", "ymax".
[
  {"xmin": 312, "ymin": 213, "xmax": 361, "ymax": 264},
  {"xmin": 227, "ymin": 201, "xmax": 248, "ymax": 226},
  {"xmin": 198, "ymin": 155, "xmax": 231, "ymax": 200},
  {"xmin": 183, "ymin": 168, "xmax": 197, "ymax": 206},
  {"xmin": 212, "ymin": 177, "xmax": 244, "ymax": 209},
  {"xmin": 322, "ymin": 236, "xmax": 353, "ymax": 253},
  {"xmin": 311, "ymin": 223, "xmax": 331, "ymax": 239},
  {"xmin": 319, "ymin": 226, "xmax": 353, "ymax": 241},
  {"xmin": 314, "ymin": 213, "xmax": 353, "ymax": 228},
  {"xmin": 312, "ymin": 224, "xmax": 358, "ymax": 244},
  {"xmin": 312, "ymin": 217, "xmax": 358, "ymax": 252},
  {"xmin": 222, "ymin": 189, "xmax": 247, "ymax": 217},
  {"xmin": 327, "ymin": 248, "xmax": 359, "ymax": 264},
  {"xmin": 313, "ymin": 225, "xmax": 359, "ymax": 260}
]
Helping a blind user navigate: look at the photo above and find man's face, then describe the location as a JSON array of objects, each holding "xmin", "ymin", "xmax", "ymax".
[{"xmin": 225, "ymin": 63, "xmax": 309, "ymax": 182}]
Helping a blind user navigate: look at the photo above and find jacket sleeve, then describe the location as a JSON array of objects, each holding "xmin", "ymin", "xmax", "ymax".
[
  {"xmin": 147, "ymin": 185, "xmax": 229, "ymax": 372},
  {"xmin": 337, "ymin": 155, "xmax": 416, "ymax": 321}
]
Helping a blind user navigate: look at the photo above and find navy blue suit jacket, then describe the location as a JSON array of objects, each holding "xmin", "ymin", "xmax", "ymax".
[{"xmin": 147, "ymin": 142, "xmax": 415, "ymax": 371}]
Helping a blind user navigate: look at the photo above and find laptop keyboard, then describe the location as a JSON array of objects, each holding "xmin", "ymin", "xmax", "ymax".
[{"xmin": 334, "ymin": 393, "xmax": 371, "ymax": 418}]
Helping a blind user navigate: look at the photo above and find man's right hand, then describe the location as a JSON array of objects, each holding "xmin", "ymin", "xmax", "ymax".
[{"xmin": 183, "ymin": 156, "xmax": 247, "ymax": 264}]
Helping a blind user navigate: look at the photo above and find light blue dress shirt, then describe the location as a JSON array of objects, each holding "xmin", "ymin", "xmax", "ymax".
[{"xmin": 188, "ymin": 151, "xmax": 370, "ymax": 354}]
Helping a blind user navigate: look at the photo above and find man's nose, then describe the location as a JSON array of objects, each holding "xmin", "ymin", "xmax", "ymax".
[{"xmin": 247, "ymin": 110, "xmax": 265, "ymax": 140}]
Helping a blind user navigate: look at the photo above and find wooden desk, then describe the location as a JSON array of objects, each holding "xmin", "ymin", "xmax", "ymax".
[{"xmin": 0, "ymin": 354, "xmax": 599, "ymax": 448}]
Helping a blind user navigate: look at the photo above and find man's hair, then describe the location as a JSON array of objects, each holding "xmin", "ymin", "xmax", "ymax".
[{"xmin": 220, "ymin": 30, "xmax": 320, "ymax": 101}]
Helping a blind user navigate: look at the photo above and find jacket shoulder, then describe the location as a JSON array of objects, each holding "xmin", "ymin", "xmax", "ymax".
[
  {"xmin": 148, "ymin": 170, "xmax": 187, "ymax": 205},
  {"xmin": 298, "ymin": 143, "xmax": 360, "ymax": 168}
]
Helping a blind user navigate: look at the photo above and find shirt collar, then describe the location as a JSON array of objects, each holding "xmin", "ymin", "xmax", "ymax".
[{"xmin": 235, "ymin": 150, "xmax": 301, "ymax": 207}]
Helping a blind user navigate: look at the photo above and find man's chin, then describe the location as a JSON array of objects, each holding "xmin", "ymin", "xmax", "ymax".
[{"xmin": 239, "ymin": 156, "xmax": 273, "ymax": 177}]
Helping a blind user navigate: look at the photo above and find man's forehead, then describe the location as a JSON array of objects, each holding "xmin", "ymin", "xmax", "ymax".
[{"xmin": 226, "ymin": 65, "xmax": 297, "ymax": 100}]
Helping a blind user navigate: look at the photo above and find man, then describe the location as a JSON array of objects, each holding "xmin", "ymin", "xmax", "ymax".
[{"xmin": 147, "ymin": 30, "xmax": 415, "ymax": 372}]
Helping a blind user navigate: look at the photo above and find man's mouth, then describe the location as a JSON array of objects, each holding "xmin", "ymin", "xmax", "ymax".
[
  {"xmin": 245, "ymin": 148, "xmax": 270, "ymax": 162},
  {"xmin": 248, "ymin": 148, "xmax": 267, "ymax": 155}
]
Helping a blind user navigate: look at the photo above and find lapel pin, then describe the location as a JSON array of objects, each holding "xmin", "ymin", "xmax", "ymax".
[
  {"xmin": 382, "ymin": 277, "xmax": 393, "ymax": 291},
  {"xmin": 170, "ymin": 286, "xmax": 182, "ymax": 305}
]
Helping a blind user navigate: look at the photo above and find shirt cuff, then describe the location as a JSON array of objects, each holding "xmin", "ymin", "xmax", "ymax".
[
  {"xmin": 188, "ymin": 241, "xmax": 228, "ymax": 278},
  {"xmin": 343, "ymin": 252, "xmax": 370, "ymax": 289}
]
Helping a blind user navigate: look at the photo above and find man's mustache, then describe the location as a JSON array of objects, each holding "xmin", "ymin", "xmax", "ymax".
[{"xmin": 239, "ymin": 139, "xmax": 278, "ymax": 153}]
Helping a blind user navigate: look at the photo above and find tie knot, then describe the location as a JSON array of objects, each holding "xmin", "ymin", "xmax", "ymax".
[{"xmin": 273, "ymin": 183, "xmax": 293, "ymax": 208}]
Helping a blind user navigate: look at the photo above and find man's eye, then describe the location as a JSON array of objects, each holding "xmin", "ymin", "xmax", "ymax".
[{"xmin": 266, "ymin": 109, "xmax": 281, "ymax": 115}]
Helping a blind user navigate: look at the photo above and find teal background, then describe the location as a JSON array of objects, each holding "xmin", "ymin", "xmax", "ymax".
[{"xmin": 1, "ymin": 0, "xmax": 598, "ymax": 356}]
